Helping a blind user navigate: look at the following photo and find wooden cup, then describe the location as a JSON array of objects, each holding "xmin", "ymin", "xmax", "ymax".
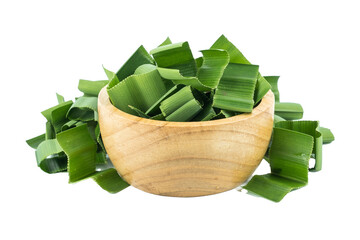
[{"xmin": 98, "ymin": 87, "xmax": 274, "ymax": 197}]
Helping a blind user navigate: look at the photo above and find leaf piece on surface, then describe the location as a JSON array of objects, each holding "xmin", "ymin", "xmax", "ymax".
[
  {"xmin": 243, "ymin": 127, "xmax": 314, "ymax": 202},
  {"xmin": 91, "ymin": 168, "xmax": 130, "ymax": 193},
  {"xmin": 276, "ymin": 121, "xmax": 323, "ymax": 171}
]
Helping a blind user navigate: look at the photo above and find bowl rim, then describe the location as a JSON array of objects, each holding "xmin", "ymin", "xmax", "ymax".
[{"xmin": 98, "ymin": 86, "xmax": 274, "ymax": 128}]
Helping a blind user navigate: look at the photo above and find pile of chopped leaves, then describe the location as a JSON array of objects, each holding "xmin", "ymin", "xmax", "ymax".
[{"xmin": 26, "ymin": 35, "xmax": 334, "ymax": 202}]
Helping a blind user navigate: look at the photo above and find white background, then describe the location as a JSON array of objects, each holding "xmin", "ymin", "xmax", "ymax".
[{"xmin": 1, "ymin": 0, "xmax": 359, "ymax": 239}]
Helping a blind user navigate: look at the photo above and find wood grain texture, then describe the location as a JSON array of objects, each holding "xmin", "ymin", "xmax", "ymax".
[{"xmin": 98, "ymin": 87, "xmax": 274, "ymax": 197}]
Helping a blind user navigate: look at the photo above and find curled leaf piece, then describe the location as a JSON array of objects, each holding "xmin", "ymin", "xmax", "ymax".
[
  {"xmin": 243, "ymin": 127, "xmax": 314, "ymax": 202},
  {"xmin": 276, "ymin": 121, "xmax": 322, "ymax": 172},
  {"xmin": 264, "ymin": 76, "xmax": 280, "ymax": 102},
  {"xmin": 157, "ymin": 67, "xmax": 209, "ymax": 91},
  {"xmin": 56, "ymin": 124, "xmax": 97, "ymax": 183},
  {"xmin": 150, "ymin": 42, "xmax": 197, "ymax": 77},
  {"xmin": 35, "ymin": 139, "xmax": 67, "ymax": 173},
  {"xmin": 155, "ymin": 49, "xmax": 229, "ymax": 91},
  {"xmin": 67, "ymin": 96, "xmax": 98, "ymax": 122},
  {"xmin": 244, "ymin": 174, "xmax": 305, "ymax": 202},
  {"xmin": 196, "ymin": 49, "xmax": 230, "ymax": 89}
]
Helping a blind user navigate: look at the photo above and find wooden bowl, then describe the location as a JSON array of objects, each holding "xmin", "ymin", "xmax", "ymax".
[{"xmin": 98, "ymin": 87, "xmax": 274, "ymax": 197}]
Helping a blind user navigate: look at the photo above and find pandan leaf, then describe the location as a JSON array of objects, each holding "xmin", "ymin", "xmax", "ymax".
[
  {"xmin": 67, "ymin": 96, "xmax": 98, "ymax": 121},
  {"xmin": 210, "ymin": 34, "xmax": 271, "ymax": 105},
  {"xmin": 78, "ymin": 79, "xmax": 108, "ymax": 96},
  {"xmin": 107, "ymin": 65, "xmax": 173, "ymax": 115},
  {"xmin": 91, "ymin": 168, "xmax": 130, "ymax": 194},
  {"xmin": 275, "ymin": 102, "xmax": 303, "ymax": 120},
  {"xmin": 213, "ymin": 63, "xmax": 258, "ymax": 112},
  {"xmin": 264, "ymin": 76, "xmax": 280, "ymax": 102},
  {"xmin": 35, "ymin": 139, "xmax": 67, "ymax": 173},
  {"xmin": 243, "ymin": 127, "xmax": 314, "ymax": 202},
  {"xmin": 56, "ymin": 124, "xmax": 97, "ymax": 183}
]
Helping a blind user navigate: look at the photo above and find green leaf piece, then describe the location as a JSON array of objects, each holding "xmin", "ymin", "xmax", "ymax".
[
  {"xmin": 165, "ymin": 99, "xmax": 202, "ymax": 122},
  {"xmin": 128, "ymin": 105, "xmax": 150, "ymax": 118},
  {"xmin": 102, "ymin": 65, "xmax": 115, "ymax": 80},
  {"xmin": 192, "ymin": 103, "xmax": 217, "ymax": 121},
  {"xmin": 213, "ymin": 63, "xmax": 258, "ymax": 112},
  {"xmin": 61, "ymin": 120, "xmax": 82, "ymax": 131},
  {"xmin": 243, "ymin": 174, "xmax": 306, "ymax": 202},
  {"xmin": 95, "ymin": 124, "xmax": 105, "ymax": 151},
  {"xmin": 156, "ymin": 49, "xmax": 229, "ymax": 91},
  {"xmin": 95, "ymin": 151, "xmax": 107, "ymax": 165},
  {"xmin": 254, "ymin": 74, "xmax": 272, "ymax": 105},
  {"xmin": 276, "ymin": 121, "xmax": 323, "ymax": 171},
  {"xmin": 159, "ymin": 86, "xmax": 203, "ymax": 121},
  {"xmin": 196, "ymin": 49, "xmax": 230, "ymax": 89},
  {"xmin": 157, "ymin": 67, "xmax": 209, "ymax": 92},
  {"xmin": 210, "ymin": 34, "xmax": 271, "ymax": 105},
  {"xmin": 270, "ymin": 127, "xmax": 313, "ymax": 182},
  {"xmin": 274, "ymin": 114, "xmax": 285, "ymax": 124},
  {"xmin": 50, "ymin": 101, "xmax": 74, "ymax": 133},
  {"xmin": 244, "ymin": 127, "xmax": 314, "ymax": 202},
  {"xmin": 158, "ymin": 37, "xmax": 172, "ymax": 47},
  {"xmin": 67, "ymin": 96, "xmax": 98, "ymax": 122},
  {"xmin": 319, "ymin": 127, "xmax": 335, "ymax": 144},
  {"xmin": 56, "ymin": 93, "xmax": 65, "ymax": 104},
  {"xmin": 275, "ymin": 102, "xmax": 303, "ymax": 120},
  {"xmin": 150, "ymin": 113, "xmax": 165, "ymax": 120},
  {"xmin": 220, "ymin": 109, "xmax": 236, "ymax": 118},
  {"xmin": 41, "ymin": 100, "xmax": 73, "ymax": 123},
  {"xmin": 133, "ymin": 63, "xmax": 157, "ymax": 75},
  {"xmin": 45, "ymin": 121, "xmax": 55, "ymax": 140},
  {"xmin": 116, "ymin": 45, "xmax": 154, "ymax": 81},
  {"xmin": 150, "ymin": 42, "xmax": 197, "ymax": 77},
  {"xmin": 211, "ymin": 34, "xmax": 251, "ymax": 64},
  {"xmin": 56, "ymin": 125, "xmax": 97, "ymax": 183},
  {"xmin": 108, "ymin": 45, "xmax": 154, "ymax": 88},
  {"xmin": 159, "ymin": 86, "xmax": 195, "ymax": 116},
  {"xmin": 91, "ymin": 168, "xmax": 130, "ymax": 194},
  {"xmin": 26, "ymin": 134, "xmax": 45, "ymax": 149},
  {"xmin": 78, "ymin": 80, "xmax": 108, "ymax": 96},
  {"xmin": 35, "ymin": 139, "xmax": 67, "ymax": 173},
  {"xmin": 264, "ymin": 76, "xmax": 280, "ymax": 102},
  {"xmin": 145, "ymin": 85, "xmax": 184, "ymax": 116},
  {"xmin": 107, "ymin": 66, "xmax": 172, "ymax": 115}
]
